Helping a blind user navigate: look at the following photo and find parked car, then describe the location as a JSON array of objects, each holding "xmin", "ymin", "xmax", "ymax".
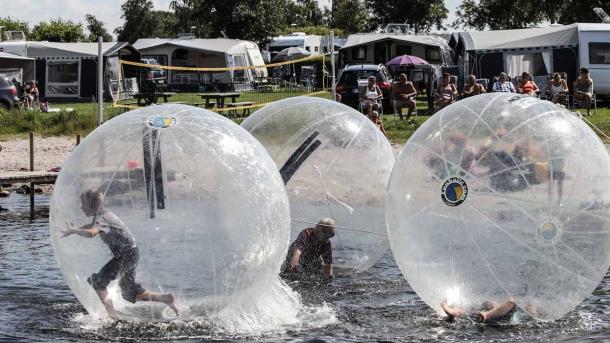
[
  {"xmin": 0, "ymin": 76, "xmax": 20, "ymax": 110},
  {"xmin": 335, "ymin": 64, "xmax": 393, "ymax": 110},
  {"xmin": 140, "ymin": 58, "xmax": 167, "ymax": 93}
]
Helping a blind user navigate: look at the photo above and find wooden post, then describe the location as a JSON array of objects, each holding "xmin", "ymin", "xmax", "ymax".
[
  {"xmin": 29, "ymin": 132, "xmax": 34, "ymax": 171},
  {"xmin": 76, "ymin": 134, "xmax": 81, "ymax": 146},
  {"xmin": 29, "ymin": 132, "xmax": 35, "ymax": 217}
]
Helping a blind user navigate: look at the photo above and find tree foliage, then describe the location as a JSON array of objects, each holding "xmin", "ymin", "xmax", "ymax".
[
  {"xmin": 557, "ymin": 0, "xmax": 609, "ymax": 24},
  {"xmin": 332, "ymin": 0, "xmax": 368, "ymax": 34},
  {"xmin": 365, "ymin": 0, "xmax": 448, "ymax": 33},
  {"xmin": 115, "ymin": 0, "xmax": 177, "ymax": 42},
  {"xmin": 0, "ymin": 17, "xmax": 30, "ymax": 37},
  {"xmin": 31, "ymin": 19, "xmax": 85, "ymax": 42},
  {"xmin": 454, "ymin": 0, "xmax": 610, "ymax": 30},
  {"xmin": 169, "ymin": 0, "xmax": 286, "ymax": 48},
  {"xmin": 84, "ymin": 14, "xmax": 113, "ymax": 42}
]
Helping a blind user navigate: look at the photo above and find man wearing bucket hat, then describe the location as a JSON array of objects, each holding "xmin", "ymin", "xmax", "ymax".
[{"xmin": 281, "ymin": 218, "xmax": 336, "ymax": 280}]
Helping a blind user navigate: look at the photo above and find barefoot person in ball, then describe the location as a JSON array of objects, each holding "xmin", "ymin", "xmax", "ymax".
[
  {"xmin": 61, "ymin": 190, "xmax": 179, "ymax": 318},
  {"xmin": 281, "ymin": 218, "xmax": 336, "ymax": 280}
]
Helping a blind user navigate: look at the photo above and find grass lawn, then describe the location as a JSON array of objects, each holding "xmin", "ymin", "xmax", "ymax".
[{"xmin": 1, "ymin": 92, "xmax": 609, "ymax": 146}]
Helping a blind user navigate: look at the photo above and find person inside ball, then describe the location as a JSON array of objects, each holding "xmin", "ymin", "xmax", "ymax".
[
  {"xmin": 61, "ymin": 189, "xmax": 179, "ymax": 319},
  {"xmin": 281, "ymin": 218, "xmax": 336, "ymax": 280}
]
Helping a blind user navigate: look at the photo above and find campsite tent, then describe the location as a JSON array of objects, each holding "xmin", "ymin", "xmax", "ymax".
[
  {"xmin": 0, "ymin": 41, "xmax": 140, "ymax": 98},
  {"xmin": 0, "ymin": 52, "xmax": 35, "ymax": 84},
  {"xmin": 451, "ymin": 25, "xmax": 580, "ymax": 88},
  {"xmin": 133, "ymin": 38, "xmax": 267, "ymax": 91}
]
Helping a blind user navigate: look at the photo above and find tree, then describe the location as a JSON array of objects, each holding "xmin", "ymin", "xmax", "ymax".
[
  {"xmin": 558, "ymin": 0, "xmax": 609, "ymax": 24},
  {"xmin": 115, "ymin": 0, "xmax": 176, "ymax": 42},
  {"xmin": 0, "ymin": 17, "xmax": 30, "ymax": 37},
  {"xmin": 365, "ymin": 0, "xmax": 448, "ymax": 33},
  {"xmin": 453, "ymin": 0, "xmax": 608, "ymax": 30},
  {"xmin": 85, "ymin": 14, "xmax": 113, "ymax": 42},
  {"xmin": 453, "ymin": 0, "xmax": 546, "ymax": 30},
  {"xmin": 31, "ymin": 19, "xmax": 85, "ymax": 42},
  {"xmin": 332, "ymin": 0, "xmax": 368, "ymax": 34},
  {"xmin": 170, "ymin": 0, "xmax": 286, "ymax": 48}
]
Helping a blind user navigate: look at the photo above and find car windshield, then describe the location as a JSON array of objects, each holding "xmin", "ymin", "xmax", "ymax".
[
  {"xmin": 0, "ymin": 77, "xmax": 10, "ymax": 88},
  {"xmin": 339, "ymin": 70, "xmax": 386, "ymax": 85}
]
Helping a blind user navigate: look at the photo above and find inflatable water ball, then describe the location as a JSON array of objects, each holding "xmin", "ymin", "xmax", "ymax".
[
  {"xmin": 242, "ymin": 97, "xmax": 394, "ymax": 272},
  {"xmin": 387, "ymin": 93, "xmax": 610, "ymax": 321},
  {"xmin": 50, "ymin": 104, "xmax": 291, "ymax": 322}
]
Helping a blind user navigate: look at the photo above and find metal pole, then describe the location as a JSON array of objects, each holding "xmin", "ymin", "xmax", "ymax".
[
  {"xmin": 331, "ymin": 30, "xmax": 336, "ymax": 101},
  {"xmin": 98, "ymin": 36, "xmax": 104, "ymax": 126}
]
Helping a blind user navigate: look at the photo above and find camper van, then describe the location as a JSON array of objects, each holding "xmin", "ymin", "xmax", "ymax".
[
  {"xmin": 579, "ymin": 24, "xmax": 610, "ymax": 96},
  {"xmin": 269, "ymin": 33, "xmax": 323, "ymax": 56}
]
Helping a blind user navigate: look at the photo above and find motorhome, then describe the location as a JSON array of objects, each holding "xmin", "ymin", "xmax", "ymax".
[
  {"xmin": 339, "ymin": 24, "xmax": 455, "ymax": 69},
  {"xmin": 269, "ymin": 33, "xmax": 323, "ymax": 56}
]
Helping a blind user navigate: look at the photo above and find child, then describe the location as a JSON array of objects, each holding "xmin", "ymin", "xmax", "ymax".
[
  {"xmin": 62, "ymin": 189, "xmax": 179, "ymax": 318},
  {"xmin": 370, "ymin": 110, "xmax": 386, "ymax": 136}
]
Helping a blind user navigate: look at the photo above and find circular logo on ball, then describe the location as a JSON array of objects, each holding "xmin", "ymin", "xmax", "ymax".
[
  {"xmin": 148, "ymin": 115, "xmax": 176, "ymax": 128},
  {"xmin": 441, "ymin": 177, "xmax": 468, "ymax": 207},
  {"xmin": 537, "ymin": 220, "xmax": 561, "ymax": 244}
]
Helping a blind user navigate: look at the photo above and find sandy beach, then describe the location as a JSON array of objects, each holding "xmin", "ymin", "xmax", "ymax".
[{"xmin": 0, "ymin": 135, "xmax": 77, "ymax": 173}]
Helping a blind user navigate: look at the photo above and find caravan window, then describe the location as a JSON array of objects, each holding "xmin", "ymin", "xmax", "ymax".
[
  {"xmin": 425, "ymin": 47, "xmax": 441, "ymax": 63},
  {"xmin": 352, "ymin": 46, "xmax": 367, "ymax": 60},
  {"xmin": 589, "ymin": 43, "xmax": 610, "ymax": 64}
]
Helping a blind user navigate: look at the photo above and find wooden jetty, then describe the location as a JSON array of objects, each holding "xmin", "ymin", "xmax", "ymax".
[{"xmin": 0, "ymin": 132, "xmax": 79, "ymax": 216}]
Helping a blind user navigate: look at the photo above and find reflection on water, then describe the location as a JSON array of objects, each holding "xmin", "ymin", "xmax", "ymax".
[{"xmin": 1, "ymin": 193, "xmax": 610, "ymax": 342}]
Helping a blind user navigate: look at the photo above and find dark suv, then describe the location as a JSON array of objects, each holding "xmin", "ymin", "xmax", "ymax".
[
  {"xmin": 0, "ymin": 76, "xmax": 20, "ymax": 110},
  {"xmin": 335, "ymin": 64, "xmax": 393, "ymax": 109}
]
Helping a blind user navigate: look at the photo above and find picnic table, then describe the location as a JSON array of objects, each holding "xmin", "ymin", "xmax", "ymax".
[
  {"xmin": 198, "ymin": 92, "xmax": 240, "ymax": 109},
  {"xmin": 133, "ymin": 92, "xmax": 176, "ymax": 106}
]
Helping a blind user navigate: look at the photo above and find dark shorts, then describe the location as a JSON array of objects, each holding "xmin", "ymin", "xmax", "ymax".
[{"xmin": 88, "ymin": 247, "xmax": 145, "ymax": 303}]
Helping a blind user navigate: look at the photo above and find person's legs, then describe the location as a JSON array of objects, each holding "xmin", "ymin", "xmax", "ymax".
[
  {"xmin": 585, "ymin": 93, "xmax": 592, "ymax": 115},
  {"xmin": 120, "ymin": 248, "xmax": 180, "ymax": 317},
  {"xmin": 88, "ymin": 257, "xmax": 121, "ymax": 318},
  {"xmin": 406, "ymin": 99, "xmax": 416, "ymax": 120}
]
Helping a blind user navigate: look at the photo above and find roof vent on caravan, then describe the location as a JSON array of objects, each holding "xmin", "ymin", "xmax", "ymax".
[
  {"xmin": 176, "ymin": 32, "xmax": 196, "ymax": 40},
  {"xmin": 594, "ymin": 7, "xmax": 610, "ymax": 23},
  {"xmin": 384, "ymin": 24, "xmax": 413, "ymax": 35},
  {"xmin": 2, "ymin": 31, "xmax": 26, "ymax": 42}
]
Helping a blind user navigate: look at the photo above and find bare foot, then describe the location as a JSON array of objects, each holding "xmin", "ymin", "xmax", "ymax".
[
  {"xmin": 440, "ymin": 301, "xmax": 463, "ymax": 319},
  {"xmin": 164, "ymin": 293, "xmax": 180, "ymax": 318}
]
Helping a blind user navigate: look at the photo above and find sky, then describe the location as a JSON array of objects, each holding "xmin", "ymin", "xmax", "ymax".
[{"xmin": 1, "ymin": 0, "xmax": 462, "ymax": 37}]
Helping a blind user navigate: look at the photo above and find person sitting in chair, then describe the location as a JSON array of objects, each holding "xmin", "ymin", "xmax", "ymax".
[
  {"xmin": 392, "ymin": 73, "xmax": 417, "ymax": 121},
  {"xmin": 492, "ymin": 73, "xmax": 516, "ymax": 93},
  {"xmin": 462, "ymin": 75, "xmax": 486, "ymax": 98},
  {"xmin": 360, "ymin": 76, "xmax": 382, "ymax": 115},
  {"xmin": 573, "ymin": 68, "xmax": 593, "ymax": 116},
  {"xmin": 23, "ymin": 81, "xmax": 39, "ymax": 109},
  {"xmin": 546, "ymin": 73, "xmax": 569, "ymax": 104},
  {"xmin": 517, "ymin": 72, "xmax": 539, "ymax": 96},
  {"xmin": 435, "ymin": 73, "xmax": 458, "ymax": 110}
]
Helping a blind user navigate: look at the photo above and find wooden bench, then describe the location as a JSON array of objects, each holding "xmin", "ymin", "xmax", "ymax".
[{"xmin": 225, "ymin": 102, "xmax": 255, "ymax": 117}]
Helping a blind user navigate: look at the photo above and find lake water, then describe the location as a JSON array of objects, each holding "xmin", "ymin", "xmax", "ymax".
[{"xmin": 2, "ymin": 193, "xmax": 610, "ymax": 342}]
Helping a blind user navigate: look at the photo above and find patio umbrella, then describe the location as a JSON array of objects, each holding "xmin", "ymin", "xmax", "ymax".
[
  {"xmin": 386, "ymin": 54, "xmax": 428, "ymax": 66},
  {"xmin": 271, "ymin": 47, "xmax": 311, "ymax": 62}
]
